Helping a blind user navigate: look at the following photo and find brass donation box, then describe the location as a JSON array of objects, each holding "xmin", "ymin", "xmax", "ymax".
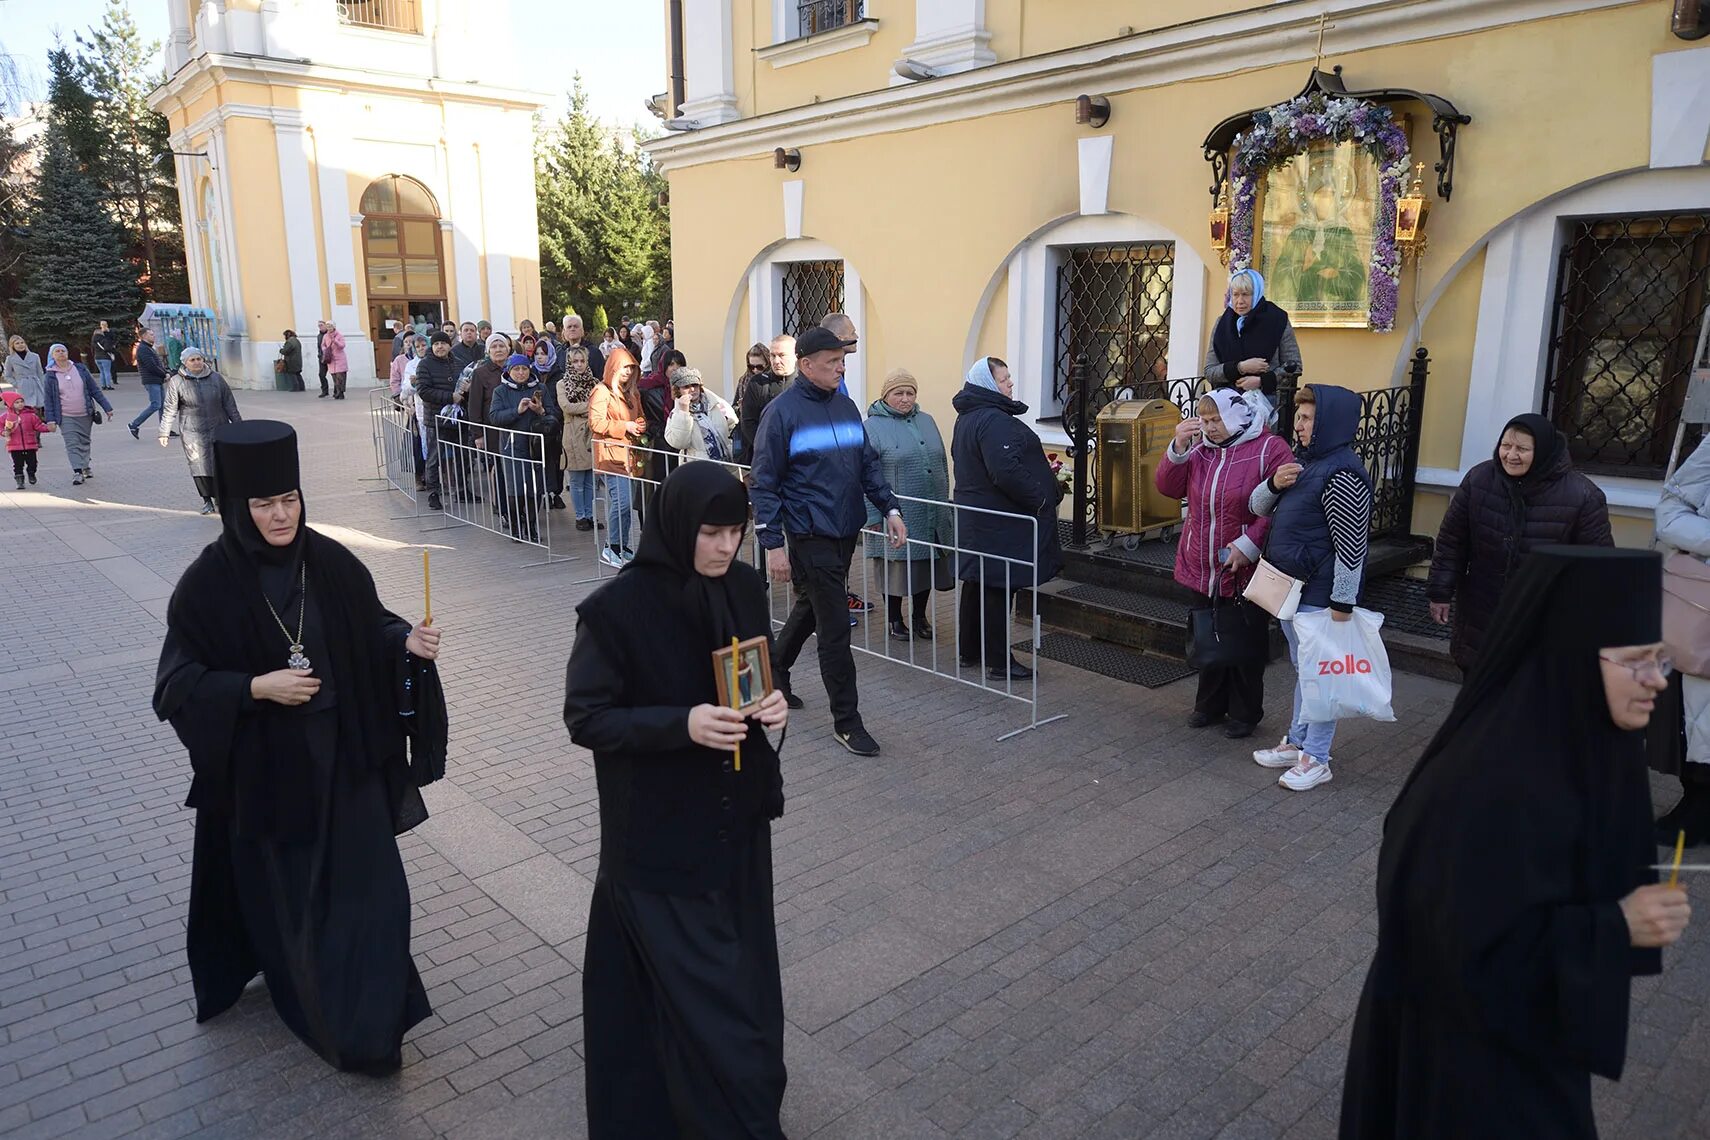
[{"xmin": 1095, "ymin": 398, "xmax": 1183, "ymax": 536}]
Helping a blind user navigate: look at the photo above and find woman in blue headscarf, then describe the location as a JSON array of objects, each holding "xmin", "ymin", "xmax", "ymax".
[{"xmin": 1205, "ymin": 268, "xmax": 1301, "ymax": 425}]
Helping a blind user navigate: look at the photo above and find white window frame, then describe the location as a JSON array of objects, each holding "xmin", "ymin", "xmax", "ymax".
[{"xmin": 742, "ymin": 239, "xmax": 867, "ymax": 407}]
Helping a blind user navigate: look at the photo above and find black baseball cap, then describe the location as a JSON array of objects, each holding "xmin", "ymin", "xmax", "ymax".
[{"xmin": 795, "ymin": 326, "xmax": 854, "ymax": 357}]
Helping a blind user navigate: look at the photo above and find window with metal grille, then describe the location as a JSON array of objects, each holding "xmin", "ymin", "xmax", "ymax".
[
  {"xmin": 1052, "ymin": 244, "xmax": 1176, "ymax": 415},
  {"xmin": 795, "ymin": 0, "xmax": 863, "ymax": 37},
  {"xmin": 1543, "ymin": 213, "xmax": 1710, "ymax": 478},
  {"xmin": 335, "ymin": 0, "xmax": 421, "ymax": 34},
  {"xmin": 778, "ymin": 260, "xmax": 845, "ymax": 338}
]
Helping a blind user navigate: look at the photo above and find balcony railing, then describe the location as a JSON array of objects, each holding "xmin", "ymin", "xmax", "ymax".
[
  {"xmin": 335, "ymin": 0, "xmax": 421, "ymax": 35},
  {"xmin": 797, "ymin": 0, "xmax": 863, "ymax": 37}
]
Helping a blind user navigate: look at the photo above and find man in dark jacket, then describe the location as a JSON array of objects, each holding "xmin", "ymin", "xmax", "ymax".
[
  {"xmin": 278, "ymin": 329, "xmax": 304, "ymax": 392},
  {"xmin": 750, "ymin": 326, "xmax": 906, "ymax": 757},
  {"xmin": 315, "ymin": 321, "xmax": 330, "ymax": 397},
  {"xmin": 413, "ymin": 332, "xmax": 462, "ymax": 510},
  {"xmin": 450, "ymin": 322, "xmax": 485, "ymax": 373},
  {"xmin": 128, "ymin": 327, "xmax": 170, "ymax": 437},
  {"xmin": 738, "ymin": 334, "xmax": 793, "ymax": 461}
]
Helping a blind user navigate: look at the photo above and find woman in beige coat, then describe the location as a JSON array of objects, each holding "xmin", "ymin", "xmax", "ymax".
[
  {"xmin": 588, "ymin": 347, "xmax": 645, "ymax": 566},
  {"xmin": 557, "ymin": 346, "xmax": 598, "ymax": 532}
]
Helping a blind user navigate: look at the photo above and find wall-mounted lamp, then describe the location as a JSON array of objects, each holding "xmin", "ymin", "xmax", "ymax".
[
  {"xmin": 1208, "ymin": 183, "xmax": 1231, "ymax": 267},
  {"xmin": 893, "ymin": 59, "xmax": 941, "ymax": 82},
  {"xmin": 1074, "ymin": 95, "xmax": 1111, "ymax": 129},
  {"xmin": 1396, "ymin": 162, "xmax": 1430, "ymax": 259},
  {"xmin": 1674, "ymin": 0, "xmax": 1709, "ymax": 39},
  {"xmin": 773, "ymin": 147, "xmax": 801, "ymax": 172}
]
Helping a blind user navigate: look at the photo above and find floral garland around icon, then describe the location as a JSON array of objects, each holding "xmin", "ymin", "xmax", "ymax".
[{"xmin": 1228, "ymin": 93, "xmax": 1410, "ymax": 332}]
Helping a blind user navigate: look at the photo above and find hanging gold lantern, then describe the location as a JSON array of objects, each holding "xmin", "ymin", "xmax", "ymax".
[
  {"xmin": 1209, "ymin": 182, "xmax": 1232, "ymax": 266},
  {"xmin": 1397, "ymin": 162, "xmax": 1430, "ymax": 257}
]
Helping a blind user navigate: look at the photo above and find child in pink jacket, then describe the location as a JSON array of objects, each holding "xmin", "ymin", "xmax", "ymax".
[
  {"xmin": 3, "ymin": 390, "xmax": 55, "ymax": 488},
  {"xmin": 1155, "ymin": 387, "xmax": 1294, "ymax": 738}
]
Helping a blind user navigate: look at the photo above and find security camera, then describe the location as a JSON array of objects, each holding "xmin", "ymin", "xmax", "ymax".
[{"xmin": 893, "ymin": 59, "xmax": 941, "ymax": 82}]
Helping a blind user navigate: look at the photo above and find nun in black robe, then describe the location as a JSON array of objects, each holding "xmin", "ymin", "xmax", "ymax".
[
  {"xmin": 1340, "ymin": 546, "xmax": 1688, "ymax": 1139},
  {"xmin": 563, "ymin": 461, "xmax": 790, "ymax": 1139},
  {"xmin": 153, "ymin": 420, "xmax": 448, "ymax": 1075}
]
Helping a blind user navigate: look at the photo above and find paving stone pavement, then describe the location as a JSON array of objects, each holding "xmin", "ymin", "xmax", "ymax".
[{"xmin": 3, "ymin": 383, "xmax": 1707, "ymax": 1140}]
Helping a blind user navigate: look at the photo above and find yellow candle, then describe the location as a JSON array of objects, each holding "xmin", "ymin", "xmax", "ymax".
[
  {"xmin": 423, "ymin": 549, "xmax": 432, "ymax": 625},
  {"xmin": 1669, "ymin": 829, "xmax": 1686, "ymax": 889},
  {"xmin": 731, "ymin": 636, "xmax": 742, "ymax": 772}
]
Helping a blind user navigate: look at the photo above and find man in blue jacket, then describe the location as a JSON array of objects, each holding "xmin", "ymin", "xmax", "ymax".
[
  {"xmin": 128, "ymin": 327, "xmax": 169, "ymax": 438},
  {"xmin": 751, "ymin": 326, "xmax": 907, "ymax": 756}
]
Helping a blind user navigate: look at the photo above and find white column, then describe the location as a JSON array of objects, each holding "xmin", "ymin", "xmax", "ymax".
[
  {"xmin": 310, "ymin": 126, "xmax": 361, "ymax": 332},
  {"xmin": 166, "ymin": 0, "xmax": 194, "ymax": 70},
  {"xmin": 900, "ymin": 0, "xmax": 994, "ymax": 75},
  {"xmin": 273, "ymin": 114, "xmax": 324, "ymax": 337},
  {"xmin": 444, "ymin": 135, "xmax": 485, "ymax": 322},
  {"xmin": 680, "ymin": 1, "xmax": 741, "ymax": 125},
  {"xmin": 174, "ymin": 150, "xmax": 211, "ymax": 308},
  {"xmin": 205, "ymin": 121, "xmax": 246, "ymax": 336}
]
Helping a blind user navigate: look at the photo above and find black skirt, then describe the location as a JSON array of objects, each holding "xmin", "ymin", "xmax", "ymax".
[{"xmin": 583, "ymin": 822, "xmax": 786, "ymax": 1138}]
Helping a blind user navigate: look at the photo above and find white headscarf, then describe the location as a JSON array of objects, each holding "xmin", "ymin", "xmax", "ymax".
[{"xmin": 636, "ymin": 323, "xmax": 658, "ymax": 371}]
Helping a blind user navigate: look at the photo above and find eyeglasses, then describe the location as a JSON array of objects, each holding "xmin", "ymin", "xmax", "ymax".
[{"xmin": 1599, "ymin": 652, "xmax": 1675, "ymax": 681}]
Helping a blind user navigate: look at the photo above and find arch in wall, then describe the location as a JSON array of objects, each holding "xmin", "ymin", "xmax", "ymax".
[
  {"xmin": 1403, "ymin": 163, "xmax": 1710, "ymax": 511},
  {"xmin": 198, "ymin": 178, "xmax": 231, "ymax": 323},
  {"xmin": 963, "ymin": 211, "xmax": 1212, "ymax": 444},
  {"xmin": 718, "ymin": 236, "xmax": 870, "ymax": 406}
]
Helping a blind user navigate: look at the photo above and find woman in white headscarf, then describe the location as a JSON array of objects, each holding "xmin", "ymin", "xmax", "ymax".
[
  {"xmin": 41, "ymin": 343, "xmax": 114, "ymax": 486},
  {"xmin": 160, "ymin": 347, "xmax": 243, "ymax": 514},
  {"xmin": 1155, "ymin": 386, "xmax": 1294, "ymax": 739},
  {"xmin": 1205, "ymin": 268, "xmax": 1301, "ymax": 427}
]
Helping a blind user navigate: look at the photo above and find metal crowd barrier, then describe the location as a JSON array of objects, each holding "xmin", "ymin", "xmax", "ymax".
[{"xmin": 581, "ymin": 440, "xmax": 1064, "ymax": 739}]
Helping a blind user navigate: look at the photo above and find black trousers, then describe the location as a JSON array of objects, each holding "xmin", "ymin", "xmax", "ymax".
[
  {"xmin": 774, "ymin": 535, "xmax": 862, "ymax": 734},
  {"xmin": 11, "ymin": 449, "xmax": 37, "ymax": 479},
  {"xmin": 542, "ymin": 421, "xmax": 565, "ymax": 494},
  {"xmin": 958, "ymin": 583, "xmax": 1016, "ymax": 667},
  {"xmin": 886, "ymin": 591, "xmax": 930, "ymax": 625},
  {"xmin": 193, "ymin": 474, "xmax": 214, "ymax": 499},
  {"xmin": 583, "ymin": 826, "xmax": 786, "ymax": 1139},
  {"xmin": 1187, "ymin": 597, "xmax": 1269, "ymax": 727},
  {"xmin": 318, "ymin": 365, "xmax": 329, "ymax": 395}
]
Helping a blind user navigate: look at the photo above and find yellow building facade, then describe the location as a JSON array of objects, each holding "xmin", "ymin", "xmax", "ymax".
[
  {"xmin": 651, "ymin": 0, "xmax": 1710, "ymax": 546},
  {"xmin": 149, "ymin": 0, "xmax": 550, "ymax": 388}
]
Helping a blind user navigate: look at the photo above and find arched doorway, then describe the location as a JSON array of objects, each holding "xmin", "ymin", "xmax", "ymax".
[{"xmin": 360, "ymin": 175, "xmax": 447, "ymax": 375}]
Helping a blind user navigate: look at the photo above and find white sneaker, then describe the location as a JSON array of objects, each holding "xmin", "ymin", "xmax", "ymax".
[
  {"xmin": 1252, "ymin": 737, "xmax": 1302, "ymax": 769},
  {"xmin": 600, "ymin": 547, "xmax": 625, "ymax": 568},
  {"xmin": 1278, "ymin": 756, "xmax": 1333, "ymax": 791}
]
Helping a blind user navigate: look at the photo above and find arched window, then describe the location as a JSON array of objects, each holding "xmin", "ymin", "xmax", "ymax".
[{"xmin": 360, "ymin": 175, "xmax": 444, "ymax": 301}]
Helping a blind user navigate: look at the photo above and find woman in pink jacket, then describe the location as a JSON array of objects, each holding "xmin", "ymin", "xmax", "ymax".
[
  {"xmin": 1155, "ymin": 387, "xmax": 1294, "ymax": 739},
  {"xmin": 321, "ymin": 321, "xmax": 349, "ymax": 400}
]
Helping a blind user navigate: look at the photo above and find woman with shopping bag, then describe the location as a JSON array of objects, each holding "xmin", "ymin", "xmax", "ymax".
[
  {"xmin": 1652, "ymin": 434, "xmax": 1710, "ymax": 847},
  {"xmin": 1246, "ymin": 384, "xmax": 1374, "ymax": 791},
  {"xmin": 1155, "ymin": 387, "xmax": 1293, "ymax": 739}
]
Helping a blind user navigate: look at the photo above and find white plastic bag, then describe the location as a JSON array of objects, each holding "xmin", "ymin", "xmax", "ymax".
[{"xmin": 1293, "ymin": 607, "xmax": 1396, "ymax": 723}]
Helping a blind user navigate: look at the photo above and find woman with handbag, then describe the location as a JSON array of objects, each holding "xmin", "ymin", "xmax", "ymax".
[
  {"xmin": 1653, "ymin": 436, "xmax": 1710, "ymax": 847},
  {"xmin": 40, "ymin": 343, "xmax": 114, "ymax": 486},
  {"xmin": 160, "ymin": 347, "xmax": 242, "ymax": 514},
  {"xmin": 1247, "ymin": 384, "xmax": 1373, "ymax": 792},
  {"xmin": 1425, "ymin": 414, "xmax": 1611, "ymax": 673},
  {"xmin": 1156, "ymin": 388, "xmax": 1294, "ymax": 739}
]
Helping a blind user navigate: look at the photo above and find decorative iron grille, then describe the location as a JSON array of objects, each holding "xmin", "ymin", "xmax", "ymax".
[
  {"xmin": 1543, "ymin": 213, "xmax": 1710, "ymax": 478},
  {"xmin": 779, "ymin": 260, "xmax": 845, "ymax": 339},
  {"xmin": 1353, "ymin": 382, "xmax": 1425, "ymax": 540},
  {"xmin": 1053, "ymin": 244, "xmax": 1176, "ymax": 418},
  {"xmin": 796, "ymin": 0, "xmax": 863, "ymax": 37}
]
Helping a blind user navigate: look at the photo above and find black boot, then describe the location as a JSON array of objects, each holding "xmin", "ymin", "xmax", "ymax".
[{"xmin": 888, "ymin": 619, "xmax": 911, "ymax": 642}]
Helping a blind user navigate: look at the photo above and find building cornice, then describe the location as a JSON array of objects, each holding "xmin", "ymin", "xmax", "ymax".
[
  {"xmin": 644, "ymin": 0, "xmax": 1640, "ymax": 173},
  {"xmin": 148, "ymin": 52, "xmax": 553, "ymax": 117}
]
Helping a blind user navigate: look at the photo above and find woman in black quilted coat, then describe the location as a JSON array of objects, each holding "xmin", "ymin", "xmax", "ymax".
[{"xmin": 1426, "ymin": 413, "xmax": 1612, "ymax": 672}]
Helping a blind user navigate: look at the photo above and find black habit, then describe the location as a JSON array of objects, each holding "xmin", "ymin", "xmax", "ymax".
[
  {"xmin": 154, "ymin": 421, "xmax": 447, "ymax": 1075},
  {"xmin": 1340, "ymin": 547, "xmax": 1666, "ymax": 1139},
  {"xmin": 563, "ymin": 462, "xmax": 787, "ymax": 1139}
]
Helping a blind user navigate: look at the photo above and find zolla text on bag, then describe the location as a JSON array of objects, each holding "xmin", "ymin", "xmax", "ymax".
[{"xmin": 1317, "ymin": 654, "xmax": 1375, "ymax": 676}]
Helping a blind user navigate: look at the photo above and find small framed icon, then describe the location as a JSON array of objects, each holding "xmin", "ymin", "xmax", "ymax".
[{"xmin": 713, "ymin": 635, "xmax": 773, "ymax": 714}]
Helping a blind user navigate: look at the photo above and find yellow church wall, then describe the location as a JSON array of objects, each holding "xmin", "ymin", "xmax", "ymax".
[
  {"xmin": 1413, "ymin": 246, "xmax": 1486, "ymax": 474},
  {"xmin": 220, "ymin": 116, "xmax": 294, "ymax": 335},
  {"xmin": 669, "ymin": 1, "xmax": 1676, "ymax": 449},
  {"xmin": 749, "ymin": 11, "xmax": 916, "ymax": 117},
  {"xmin": 986, "ymin": 0, "xmax": 1260, "ymax": 59}
]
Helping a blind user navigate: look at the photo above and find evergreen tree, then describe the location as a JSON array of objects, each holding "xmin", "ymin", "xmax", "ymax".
[
  {"xmin": 536, "ymin": 79, "xmax": 672, "ymax": 325},
  {"xmin": 45, "ymin": 48, "xmax": 102, "ymax": 177},
  {"xmin": 76, "ymin": 0, "xmax": 186, "ymax": 300},
  {"xmin": 16, "ymin": 126, "xmax": 139, "ymax": 347}
]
